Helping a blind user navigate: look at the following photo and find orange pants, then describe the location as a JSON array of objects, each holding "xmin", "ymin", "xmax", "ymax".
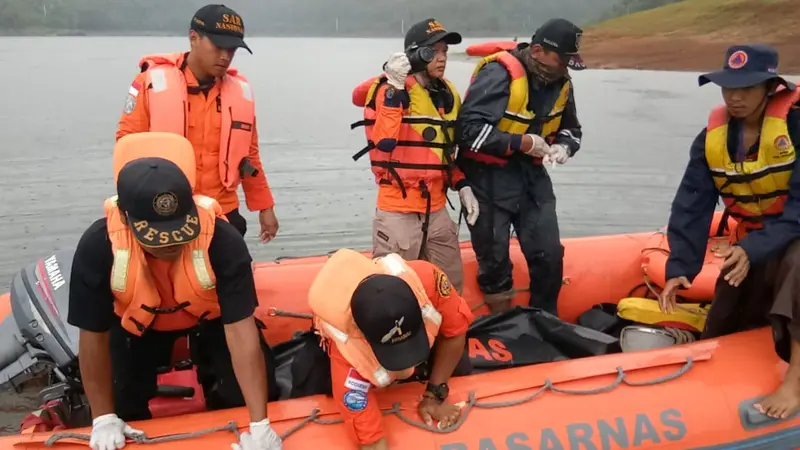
[{"xmin": 372, "ymin": 207, "xmax": 464, "ymax": 293}]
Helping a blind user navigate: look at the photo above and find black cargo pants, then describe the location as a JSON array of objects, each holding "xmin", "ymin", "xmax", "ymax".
[{"xmin": 461, "ymin": 158, "xmax": 564, "ymax": 315}]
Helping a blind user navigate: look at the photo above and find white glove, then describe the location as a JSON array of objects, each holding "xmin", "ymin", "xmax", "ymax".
[
  {"xmin": 542, "ymin": 144, "xmax": 570, "ymax": 165},
  {"xmin": 89, "ymin": 414, "xmax": 145, "ymax": 450},
  {"xmin": 384, "ymin": 52, "xmax": 411, "ymax": 90},
  {"xmin": 232, "ymin": 419, "xmax": 283, "ymax": 450},
  {"xmin": 522, "ymin": 134, "xmax": 551, "ymax": 158},
  {"xmin": 458, "ymin": 186, "xmax": 480, "ymax": 226}
]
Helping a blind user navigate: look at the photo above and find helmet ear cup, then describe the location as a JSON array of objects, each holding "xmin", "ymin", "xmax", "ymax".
[{"xmin": 406, "ymin": 45, "xmax": 435, "ymax": 74}]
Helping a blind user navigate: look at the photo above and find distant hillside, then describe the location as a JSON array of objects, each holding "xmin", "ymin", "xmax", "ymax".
[
  {"xmin": 581, "ymin": 0, "xmax": 800, "ymax": 73},
  {"xmin": 0, "ymin": 0, "xmax": 619, "ymax": 36}
]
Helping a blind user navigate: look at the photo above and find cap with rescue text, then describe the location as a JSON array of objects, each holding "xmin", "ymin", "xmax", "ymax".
[
  {"xmin": 116, "ymin": 157, "xmax": 201, "ymax": 249},
  {"xmin": 351, "ymin": 274, "xmax": 430, "ymax": 372},
  {"xmin": 190, "ymin": 4, "xmax": 252, "ymax": 54},
  {"xmin": 531, "ymin": 18, "xmax": 585, "ymax": 70},
  {"xmin": 404, "ymin": 18, "xmax": 462, "ymax": 50},
  {"xmin": 698, "ymin": 44, "xmax": 795, "ymax": 90}
]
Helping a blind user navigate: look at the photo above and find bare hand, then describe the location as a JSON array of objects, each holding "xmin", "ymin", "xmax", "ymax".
[
  {"xmin": 418, "ymin": 397, "xmax": 462, "ymax": 429},
  {"xmin": 718, "ymin": 245, "xmax": 749, "ymax": 287},
  {"xmin": 658, "ymin": 276, "xmax": 691, "ymax": 314},
  {"xmin": 259, "ymin": 208, "xmax": 279, "ymax": 243}
]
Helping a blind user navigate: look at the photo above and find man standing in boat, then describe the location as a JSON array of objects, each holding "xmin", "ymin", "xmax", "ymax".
[
  {"xmin": 659, "ymin": 44, "xmax": 800, "ymax": 420},
  {"xmin": 350, "ymin": 18, "xmax": 480, "ymax": 294},
  {"xmin": 454, "ymin": 18, "xmax": 585, "ymax": 314},
  {"xmin": 116, "ymin": 4, "xmax": 279, "ymax": 242},
  {"xmin": 68, "ymin": 133, "xmax": 282, "ymax": 449},
  {"xmin": 308, "ymin": 248, "xmax": 474, "ymax": 450}
]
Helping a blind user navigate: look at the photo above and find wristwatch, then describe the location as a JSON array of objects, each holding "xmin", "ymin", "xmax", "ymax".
[{"xmin": 424, "ymin": 382, "xmax": 449, "ymax": 403}]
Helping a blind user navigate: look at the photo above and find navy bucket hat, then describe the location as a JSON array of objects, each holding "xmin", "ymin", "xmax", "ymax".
[{"xmin": 698, "ymin": 44, "xmax": 795, "ymax": 90}]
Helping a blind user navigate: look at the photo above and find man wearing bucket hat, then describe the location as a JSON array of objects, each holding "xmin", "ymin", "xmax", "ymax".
[
  {"xmin": 349, "ymin": 18, "xmax": 479, "ymax": 296},
  {"xmin": 117, "ymin": 4, "xmax": 280, "ymax": 244},
  {"xmin": 453, "ymin": 18, "xmax": 585, "ymax": 315},
  {"xmin": 660, "ymin": 44, "xmax": 800, "ymax": 420},
  {"xmin": 67, "ymin": 133, "xmax": 282, "ymax": 449}
]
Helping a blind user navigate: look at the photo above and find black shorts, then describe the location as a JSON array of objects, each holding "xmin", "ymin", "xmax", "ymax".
[{"xmin": 109, "ymin": 319, "xmax": 278, "ymax": 421}]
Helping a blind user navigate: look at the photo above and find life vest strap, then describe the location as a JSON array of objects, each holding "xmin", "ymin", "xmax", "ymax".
[
  {"xmin": 351, "ymin": 117, "xmax": 455, "ymax": 129},
  {"xmin": 502, "ymin": 110, "xmax": 562, "ymax": 126},
  {"xmin": 370, "ymin": 161, "xmax": 451, "ymax": 171},
  {"xmin": 141, "ymin": 301, "xmax": 191, "ymax": 315},
  {"xmin": 709, "ymin": 164, "xmax": 794, "ymax": 184},
  {"xmin": 719, "ymin": 190, "xmax": 789, "ymax": 204},
  {"xmin": 352, "ymin": 141, "xmax": 451, "ymax": 161}
]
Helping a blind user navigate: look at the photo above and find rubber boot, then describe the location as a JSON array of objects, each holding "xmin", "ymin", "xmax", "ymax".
[{"xmin": 483, "ymin": 290, "xmax": 515, "ymax": 314}]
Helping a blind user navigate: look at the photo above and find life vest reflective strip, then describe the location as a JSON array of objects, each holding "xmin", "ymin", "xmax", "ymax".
[
  {"xmin": 137, "ymin": 53, "xmax": 256, "ymax": 191},
  {"xmin": 350, "ymin": 75, "xmax": 461, "ymax": 197},
  {"xmin": 705, "ymin": 87, "xmax": 800, "ymax": 239},
  {"xmin": 461, "ymin": 51, "xmax": 571, "ymax": 166},
  {"xmin": 309, "ymin": 249, "xmax": 442, "ymax": 388},
  {"xmin": 105, "ymin": 194, "xmax": 223, "ymax": 336}
]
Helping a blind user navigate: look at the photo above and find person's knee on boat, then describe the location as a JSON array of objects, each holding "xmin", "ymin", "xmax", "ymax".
[
  {"xmin": 659, "ymin": 43, "xmax": 800, "ymax": 420},
  {"xmin": 308, "ymin": 249, "xmax": 474, "ymax": 450},
  {"xmin": 453, "ymin": 18, "xmax": 585, "ymax": 315},
  {"xmin": 352, "ymin": 18, "xmax": 478, "ymax": 294},
  {"xmin": 67, "ymin": 140, "xmax": 282, "ymax": 449}
]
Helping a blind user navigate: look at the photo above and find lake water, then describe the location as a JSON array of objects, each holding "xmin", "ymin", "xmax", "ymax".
[{"xmin": 1, "ymin": 36, "xmax": 795, "ymax": 434}]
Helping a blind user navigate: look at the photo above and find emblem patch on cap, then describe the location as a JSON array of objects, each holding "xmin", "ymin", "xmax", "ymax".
[
  {"xmin": 574, "ymin": 32, "xmax": 582, "ymax": 51},
  {"xmin": 153, "ymin": 192, "xmax": 179, "ymax": 216},
  {"xmin": 728, "ymin": 50, "xmax": 748, "ymax": 69},
  {"xmin": 434, "ymin": 269, "xmax": 452, "ymax": 297},
  {"xmin": 381, "ymin": 317, "xmax": 411, "ymax": 344}
]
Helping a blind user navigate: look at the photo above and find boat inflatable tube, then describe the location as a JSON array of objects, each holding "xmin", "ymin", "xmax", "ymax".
[
  {"xmin": 465, "ymin": 41, "xmax": 517, "ymax": 57},
  {"xmin": 641, "ymin": 211, "xmax": 738, "ymax": 301}
]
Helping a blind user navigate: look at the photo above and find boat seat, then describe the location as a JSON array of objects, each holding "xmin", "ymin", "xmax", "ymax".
[{"xmin": 149, "ymin": 368, "xmax": 207, "ymax": 418}]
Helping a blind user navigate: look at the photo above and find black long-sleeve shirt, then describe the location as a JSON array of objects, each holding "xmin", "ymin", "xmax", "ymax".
[{"xmin": 666, "ymin": 103, "xmax": 800, "ymax": 281}]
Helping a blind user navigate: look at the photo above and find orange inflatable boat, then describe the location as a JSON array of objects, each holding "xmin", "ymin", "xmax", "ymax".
[
  {"xmin": 465, "ymin": 41, "xmax": 517, "ymax": 57},
  {"xmin": 1, "ymin": 211, "xmax": 799, "ymax": 449}
]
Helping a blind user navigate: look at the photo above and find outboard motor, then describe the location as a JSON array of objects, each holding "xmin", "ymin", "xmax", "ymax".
[{"xmin": 0, "ymin": 249, "xmax": 91, "ymax": 428}]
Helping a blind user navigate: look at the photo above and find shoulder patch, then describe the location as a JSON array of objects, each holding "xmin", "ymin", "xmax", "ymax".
[
  {"xmin": 344, "ymin": 368, "xmax": 371, "ymax": 393},
  {"xmin": 434, "ymin": 269, "xmax": 452, "ymax": 297},
  {"xmin": 343, "ymin": 390, "xmax": 368, "ymax": 412}
]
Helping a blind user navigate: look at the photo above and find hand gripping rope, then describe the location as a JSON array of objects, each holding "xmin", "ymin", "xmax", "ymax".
[{"xmin": 44, "ymin": 356, "xmax": 694, "ymax": 446}]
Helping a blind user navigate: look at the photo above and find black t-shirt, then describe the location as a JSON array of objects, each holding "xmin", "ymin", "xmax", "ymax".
[{"xmin": 67, "ymin": 217, "xmax": 257, "ymax": 333}]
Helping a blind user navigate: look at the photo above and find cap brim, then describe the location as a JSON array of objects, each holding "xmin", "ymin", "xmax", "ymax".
[
  {"xmin": 423, "ymin": 31, "xmax": 462, "ymax": 47},
  {"xmin": 370, "ymin": 327, "xmax": 430, "ymax": 372},
  {"xmin": 206, "ymin": 33, "xmax": 252, "ymax": 54},
  {"xmin": 565, "ymin": 54, "xmax": 585, "ymax": 71},
  {"xmin": 128, "ymin": 203, "xmax": 202, "ymax": 248},
  {"xmin": 698, "ymin": 70, "xmax": 794, "ymax": 89}
]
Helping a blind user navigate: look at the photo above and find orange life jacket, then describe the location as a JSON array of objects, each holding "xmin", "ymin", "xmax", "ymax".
[
  {"xmin": 705, "ymin": 86, "xmax": 800, "ymax": 240},
  {"xmin": 137, "ymin": 52, "xmax": 256, "ymax": 191},
  {"xmin": 350, "ymin": 75, "xmax": 461, "ymax": 197},
  {"xmin": 308, "ymin": 249, "xmax": 443, "ymax": 388},
  {"xmin": 105, "ymin": 194, "xmax": 224, "ymax": 336}
]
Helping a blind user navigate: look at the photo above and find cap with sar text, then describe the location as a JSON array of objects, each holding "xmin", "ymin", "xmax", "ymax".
[
  {"xmin": 698, "ymin": 44, "xmax": 795, "ymax": 90},
  {"xmin": 190, "ymin": 4, "xmax": 252, "ymax": 54},
  {"xmin": 116, "ymin": 157, "xmax": 202, "ymax": 249},
  {"xmin": 404, "ymin": 18, "xmax": 462, "ymax": 50},
  {"xmin": 351, "ymin": 274, "xmax": 430, "ymax": 372},
  {"xmin": 531, "ymin": 18, "xmax": 585, "ymax": 71}
]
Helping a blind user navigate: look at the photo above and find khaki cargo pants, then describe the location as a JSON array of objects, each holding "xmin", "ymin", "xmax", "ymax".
[{"xmin": 372, "ymin": 207, "xmax": 464, "ymax": 294}]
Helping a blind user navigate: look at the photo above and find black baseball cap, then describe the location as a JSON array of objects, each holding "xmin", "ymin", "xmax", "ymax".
[
  {"xmin": 404, "ymin": 18, "xmax": 462, "ymax": 50},
  {"xmin": 190, "ymin": 4, "xmax": 252, "ymax": 54},
  {"xmin": 698, "ymin": 44, "xmax": 795, "ymax": 90},
  {"xmin": 116, "ymin": 158, "xmax": 201, "ymax": 249},
  {"xmin": 351, "ymin": 274, "xmax": 430, "ymax": 371},
  {"xmin": 531, "ymin": 18, "xmax": 585, "ymax": 71}
]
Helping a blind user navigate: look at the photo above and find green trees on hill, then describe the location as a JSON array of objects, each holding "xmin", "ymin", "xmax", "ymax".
[{"xmin": 0, "ymin": 0, "xmax": 685, "ymax": 35}]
